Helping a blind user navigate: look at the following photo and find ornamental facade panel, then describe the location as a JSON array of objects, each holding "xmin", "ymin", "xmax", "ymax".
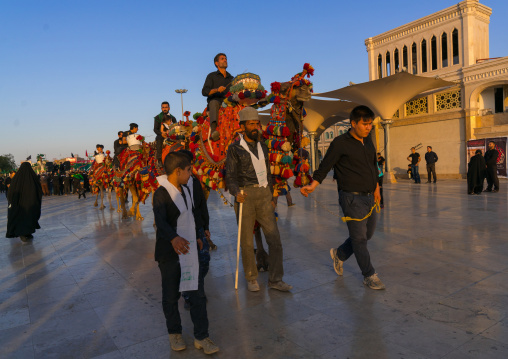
[
  {"xmin": 436, "ymin": 89, "xmax": 462, "ymax": 111},
  {"xmin": 405, "ymin": 97, "xmax": 428, "ymax": 116}
]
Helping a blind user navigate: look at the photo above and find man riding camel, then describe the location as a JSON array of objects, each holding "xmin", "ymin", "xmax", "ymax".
[{"xmin": 202, "ymin": 53, "xmax": 234, "ymax": 142}]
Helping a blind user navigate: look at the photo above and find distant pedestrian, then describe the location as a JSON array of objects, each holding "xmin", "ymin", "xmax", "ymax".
[
  {"xmin": 424, "ymin": 146, "xmax": 438, "ymax": 183},
  {"xmin": 467, "ymin": 150, "xmax": 486, "ymax": 195},
  {"xmin": 484, "ymin": 141, "xmax": 499, "ymax": 193},
  {"xmin": 6, "ymin": 162, "xmax": 43, "ymax": 243},
  {"xmin": 407, "ymin": 147, "xmax": 421, "ymax": 183}
]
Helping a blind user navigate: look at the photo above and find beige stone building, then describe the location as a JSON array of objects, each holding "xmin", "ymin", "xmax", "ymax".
[{"xmin": 365, "ymin": 0, "xmax": 508, "ymax": 178}]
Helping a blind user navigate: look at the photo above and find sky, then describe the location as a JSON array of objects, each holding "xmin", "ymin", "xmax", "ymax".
[{"xmin": 1, "ymin": 0, "xmax": 507, "ymax": 164}]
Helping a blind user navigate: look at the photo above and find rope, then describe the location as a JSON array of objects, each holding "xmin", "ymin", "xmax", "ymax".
[
  {"xmin": 341, "ymin": 202, "xmax": 380, "ymax": 223},
  {"xmin": 309, "ymin": 194, "xmax": 380, "ymax": 223}
]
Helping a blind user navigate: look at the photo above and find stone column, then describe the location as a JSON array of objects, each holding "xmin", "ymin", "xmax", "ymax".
[
  {"xmin": 309, "ymin": 131, "xmax": 318, "ymax": 173},
  {"xmin": 381, "ymin": 120, "xmax": 397, "ymax": 183}
]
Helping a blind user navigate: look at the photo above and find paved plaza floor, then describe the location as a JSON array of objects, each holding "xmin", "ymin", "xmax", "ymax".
[{"xmin": 1, "ymin": 177, "xmax": 507, "ymax": 359}]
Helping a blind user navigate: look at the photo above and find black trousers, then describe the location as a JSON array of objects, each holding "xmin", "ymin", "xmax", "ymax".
[
  {"xmin": 426, "ymin": 163, "xmax": 437, "ymax": 182},
  {"xmin": 486, "ymin": 165, "xmax": 499, "ymax": 190},
  {"xmin": 156, "ymin": 135, "xmax": 163, "ymax": 161},
  {"xmin": 158, "ymin": 258, "xmax": 209, "ymax": 340},
  {"xmin": 337, "ymin": 191, "xmax": 377, "ymax": 278}
]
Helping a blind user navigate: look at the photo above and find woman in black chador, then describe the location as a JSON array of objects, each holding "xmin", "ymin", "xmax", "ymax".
[
  {"xmin": 6, "ymin": 162, "xmax": 43, "ymax": 242},
  {"xmin": 467, "ymin": 149, "xmax": 486, "ymax": 195}
]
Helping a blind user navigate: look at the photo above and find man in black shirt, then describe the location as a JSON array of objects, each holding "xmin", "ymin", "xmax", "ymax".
[
  {"xmin": 424, "ymin": 146, "xmax": 438, "ymax": 183},
  {"xmin": 154, "ymin": 101, "xmax": 177, "ymax": 167},
  {"xmin": 301, "ymin": 105, "xmax": 385, "ymax": 290},
  {"xmin": 407, "ymin": 147, "xmax": 421, "ymax": 183},
  {"xmin": 484, "ymin": 141, "xmax": 499, "ymax": 192},
  {"xmin": 113, "ymin": 131, "xmax": 127, "ymax": 169},
  {"xmin": 226, "ymin": 107, "xmax": 292, "ymax": 293},
  {"xmin": 202, "ymin": 53, "xmax": 234, "ymax": 142}
]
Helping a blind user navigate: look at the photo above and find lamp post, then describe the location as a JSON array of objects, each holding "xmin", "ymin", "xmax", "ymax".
[{"xmin": 175, "ymin": 89, "xmax": 188, "ymax": 121}]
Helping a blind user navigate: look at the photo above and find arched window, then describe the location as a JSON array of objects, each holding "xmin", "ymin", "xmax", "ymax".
[
  {"xmin": 411, "ymin": 42, "xmax": 417, "ymax": 74},
  {"xmin": 394, "ymin": 48, "xmax": 400, "ymax": 73},
  {"xmin": 377, "ymin": 54, "xmax": 383, "ymax": 78},
  {"xmin": 421, "ymin": 39, "xmax": 427, "ymax": 73},
  {"xmin": 403, "ymin": 46, "xmax": 408, "ymax": 71},
  {"xmin": 452, "ymin": 28, "xmax": 459, "ymax": 65},
  {"xmin": 386, "ymin": 51, "xmax": 391, "ymax": 76},
  {"xmin": 325, "ymin": 133, "xmax": 329, "ymax": 140},
  {"xmin": 431, "ymin": 36, "xmax": 438, "ymax": 70},
  {"xmin": 442, "ymin": 32, "xmax": 448, "ymax": 68},
  {"xmin": 330, "ymin": 131, "xmax": 334, "ymax": 138}
]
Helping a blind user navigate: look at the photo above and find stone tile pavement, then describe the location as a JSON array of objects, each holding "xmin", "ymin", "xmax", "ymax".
[{"xmin": 1, "ymin": 177, "xmax": 507, "ymax": 358}]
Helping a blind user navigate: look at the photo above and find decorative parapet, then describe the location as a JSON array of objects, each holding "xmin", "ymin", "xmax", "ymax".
[
  {"xmin": 462, "ymin": 66, "xmax": 508, "ymax": 83},
  {"xmin": 364, "ymin": 0, "xmax": 491, "ymax": 49}
]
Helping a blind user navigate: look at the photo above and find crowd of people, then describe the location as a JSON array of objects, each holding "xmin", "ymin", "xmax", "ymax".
[{"xmin": 3, "ymin": 52, "xmax": 503, "ymax": 357}]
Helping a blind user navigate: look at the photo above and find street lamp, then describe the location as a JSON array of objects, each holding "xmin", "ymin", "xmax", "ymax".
[{"xmin": 175, "ymin": 89, "xmax": 188, "ymax": 121}]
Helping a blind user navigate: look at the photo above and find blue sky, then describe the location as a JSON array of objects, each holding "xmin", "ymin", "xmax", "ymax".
[{"xmin": 1, "ymin": 0, "xmax": 506, "ymax": 164}]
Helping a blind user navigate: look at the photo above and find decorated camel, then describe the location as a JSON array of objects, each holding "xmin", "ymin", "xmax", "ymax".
[{"xmin": 89, "ymin": 150, "xmax": 115, "ymax": 211}]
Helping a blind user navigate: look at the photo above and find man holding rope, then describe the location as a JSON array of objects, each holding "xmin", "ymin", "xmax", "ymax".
[
  {"xmin": 300, "ymin": 105, "xmax": 385, "ymax": 290},
  {"xmin": 226, "ymin": 107, "xmax": 292, "ymax": 292}
]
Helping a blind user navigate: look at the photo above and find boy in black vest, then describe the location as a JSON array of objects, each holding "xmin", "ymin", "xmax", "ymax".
[{"xmin": 153, "ymin": 151, "xmax": 219, "ymax": 355}]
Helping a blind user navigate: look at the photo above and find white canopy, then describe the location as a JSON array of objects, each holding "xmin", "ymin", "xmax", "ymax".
[{"xmin": 314, "ymin": 71, "xmax": 455, "ymax": 120}]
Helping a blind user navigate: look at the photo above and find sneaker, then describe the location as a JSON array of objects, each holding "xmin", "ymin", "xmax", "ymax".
[
  {"xmin": 247, "ymin": 279, "xmax": 260, "ymax": 292},
  {"xmin": 169, "ymin": 334, "xmax": 186, "ymax": 351},
  {"xmin": 492, "ymin": 189, "xmax": 499, "ymax": 193},
  {"xmin": 268, "ymin": 280, "xmax": 292, "ymax": 291},
  {"xmin": 194, "ymin": 337, "xmax": 219, "ymax": 355},
  {"xmin": 363, "ymin": 273, "xmax": 385, "ymax": 290},
  {"xmin": 330, "ymin": 248, "xmax": 343, "ymax": 276}
]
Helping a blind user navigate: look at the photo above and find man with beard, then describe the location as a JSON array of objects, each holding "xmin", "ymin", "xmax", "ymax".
[
  {"xmin": 202, "ymin": 53, "xmax": 234, "ymax": 142},
  {"xmin": 154, "ymin": 101, "xmax": 177, "ymax": 167},
  {"xmin": 467, "ymin": 150, "xmax": 486, "ymax": 195},
  {"xmin": 484, "ymin": 141, "xmax": 500, "ymax": 193},
  {"xmin": 225, "ymin": 107, "xmax": 292, "ymax": 293}
]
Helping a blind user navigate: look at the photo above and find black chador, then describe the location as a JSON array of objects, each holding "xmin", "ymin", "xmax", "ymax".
[{"xmin": 6, "ymin": 162, "xmax": 43, "ymax": 242}]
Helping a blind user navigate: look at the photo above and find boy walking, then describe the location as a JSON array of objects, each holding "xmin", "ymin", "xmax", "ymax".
[{"xmin": 153, "ymin": 152, "xmax": 219, "ymax": 355}]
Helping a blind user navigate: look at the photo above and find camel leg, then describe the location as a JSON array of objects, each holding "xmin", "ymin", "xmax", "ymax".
[
  {"xmin": 116, "ymin": 190, "xmax": 122, "ymax": 213},
  {"xmin": 94, "ymin": 191, "xmax": 98, "ymax": 207},
  {"xmin": 108, "ymin": 187, "xmax": 115, "ymax": 211},
  {"xmin": 127, "ymin": 185, "xmax": 137, "ymax": 218},
  {"xmin": 118, "ymin": 189, "xmax": 129, "ymax": 219},
  {"xmin": 99, "ymin": 187, "xmax": 105, "ymax": 210}
]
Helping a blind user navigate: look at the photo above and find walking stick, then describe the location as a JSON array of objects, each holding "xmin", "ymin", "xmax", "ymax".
[{"xmin": 235, "ymin": 190, "xmax": 244, "ymax": 290}]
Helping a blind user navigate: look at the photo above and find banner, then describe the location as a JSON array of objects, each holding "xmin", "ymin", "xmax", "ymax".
[
  {"xmin": 466, "ymin": 139, "xmax": 485, "ymax": 163},
  {"xmin": 486, "ymin": 137, "xmax": 507, "ymax": 178}
]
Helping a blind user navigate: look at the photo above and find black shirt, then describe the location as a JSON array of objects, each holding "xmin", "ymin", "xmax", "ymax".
[
  {"xmin": 114, "ymin": 139, "xmax": 127, "ymax": 156},
  {"xmin": 484, "ymin": 149, "xmax": 498, "ymax": 167},
  {"xmin": 424, "ymin": 151, "xmax": 438, "ymax": 164},
  {"xmin": 408, "ymin": 153, "xmax": 420, "ymax": 165},
  {"xmin": 202, "ymin": 69, "xmax": 234, "ymax": 104},
  {"xmin": 312, "ymin": 130, "xmax": 378, "ymax": 193}
]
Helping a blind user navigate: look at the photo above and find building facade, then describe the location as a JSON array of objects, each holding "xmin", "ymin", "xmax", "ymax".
[{"xmin": 365, "ymin": 0, "xmax": 508, "ymax": 177}]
